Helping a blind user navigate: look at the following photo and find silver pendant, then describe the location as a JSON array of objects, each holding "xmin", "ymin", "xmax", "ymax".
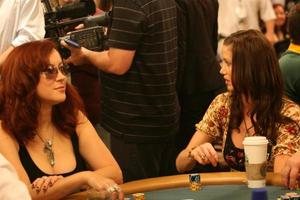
[{"xmin": 44, "ymin": 140, "xmax": 55, "ymax": 167}]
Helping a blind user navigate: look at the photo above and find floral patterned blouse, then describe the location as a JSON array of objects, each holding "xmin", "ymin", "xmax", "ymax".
[{"xmin": 195, "ymin": 92, "xmax": 300, "ymax": 171}]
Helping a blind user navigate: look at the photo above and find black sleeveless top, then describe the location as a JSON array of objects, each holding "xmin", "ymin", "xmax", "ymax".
[
  {"xmin": 19, "ymin": 133, "xmax": 86, "ymax": 182},
  {"xmin": 223, "ymin": 129, "xmax": 246, "ymax": 171},
  {"xmin": 223, "ymin": 128, "xmax": 273, "ymax": 171}
]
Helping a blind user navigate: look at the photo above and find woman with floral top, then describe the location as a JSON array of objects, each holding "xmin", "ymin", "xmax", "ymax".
[{"xmin": 176, "ymin": 29, "xmax": 300, "ymax": 173}]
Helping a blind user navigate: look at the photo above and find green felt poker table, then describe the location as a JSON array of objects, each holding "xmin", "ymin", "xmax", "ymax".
[
  {"xmin": 65, "ymin": 172, "xmax": 296, "ymax": 200},
  {"xmin": 124, "ymin": 184, "xmax": 291, "ymax": 200}
]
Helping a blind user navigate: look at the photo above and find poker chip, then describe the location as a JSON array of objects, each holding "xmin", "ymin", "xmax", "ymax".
[
  {"xmin": 277, "ymin": 192, "xmax": 300, "ymax": 200},
  {"xmin": 132, "ymin": 192, "xmax": 145, "ymax": 200},
  {"xmin": 189, "ymin": 173, "xmax": 201, "ymax": 191}
]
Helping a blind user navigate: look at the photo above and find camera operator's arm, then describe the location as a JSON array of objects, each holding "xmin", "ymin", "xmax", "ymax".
[
  {"xmin": 62, "ymin": 0, "xmax": 144, "ymax": 74},
  {"xmin": 264, "ymin": 20, "xmax": 276, "ymax": 44},
  {"xmin": 260, "ymin": 0, "xmax": 276, "ymax": 44},
  {"xmin": 62, "ymin": 43, "xmax": 135, "ymax": 75},
  {"xmin": 0, "ymin": 0, "xmax": 45, "ymax": 66}
]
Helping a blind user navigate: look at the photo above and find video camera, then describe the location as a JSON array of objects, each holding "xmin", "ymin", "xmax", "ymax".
[{"xmin": 42, "ymin": 0, "xmax": 110, "ymax": 58}]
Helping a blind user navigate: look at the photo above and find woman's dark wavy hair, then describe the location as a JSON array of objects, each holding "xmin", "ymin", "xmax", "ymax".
[
  {"xmin": 0, "ymin": 39, "xmax": 85, "ymax": 144},
  {"xmin": 223, "ymin": 29, "xmax": 293, "ymax": 144}
]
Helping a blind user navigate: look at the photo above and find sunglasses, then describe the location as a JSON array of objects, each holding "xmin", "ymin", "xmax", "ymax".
[{"xmin": 42, "ymin": 64, "xmax": 70, "ymax": 79}]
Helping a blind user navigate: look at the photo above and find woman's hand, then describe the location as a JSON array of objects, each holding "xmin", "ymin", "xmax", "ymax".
[
  {"xmin": 61, "ymin": 40, "xmax": 89, "ymax": 66},
  {"xmin": 189, "ymin": 143, "xmax": 219, "ymax": 167},
  {"xmin": 31, "ymin": 175, "xmax": 63, "ymax": 193},
  {"xmin": 281, "ymin": 152, "xmax": 300, "ymax": 189},
  {"xmin": 85, "ymin": 172, "xmax": 124, "ymax": 200}
]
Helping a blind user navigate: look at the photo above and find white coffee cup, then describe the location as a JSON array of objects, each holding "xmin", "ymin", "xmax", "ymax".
[{"xmin": 243, "ymin": 136, "xmax": 268, "ymax": 188}]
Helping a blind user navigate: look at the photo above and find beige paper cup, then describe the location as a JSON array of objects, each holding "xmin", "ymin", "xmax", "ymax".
[{"xmin": 243, "ymin": 136, "xmax": 268, "ymax": 188}]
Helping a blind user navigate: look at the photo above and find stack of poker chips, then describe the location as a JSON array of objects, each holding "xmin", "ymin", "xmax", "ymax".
[
  {"xmin": 277, "ymin": 192, "xmax": 300, "ymax": 200},
  {"xmin": 189, "ymin": 173, "xmax": 201, "ymax": 191},
  {"xmin": 132, "ymin": 192, "xmax": 145, "ymax": 200}
]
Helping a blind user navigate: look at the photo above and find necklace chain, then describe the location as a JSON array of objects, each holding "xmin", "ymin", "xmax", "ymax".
[
  {"xmin": 243, "ymin": 119, "xmax": 254, "ymax": 137},
  {"xmin": 36, "ymin": 133, "xmax": 55, "ymax": 167}
]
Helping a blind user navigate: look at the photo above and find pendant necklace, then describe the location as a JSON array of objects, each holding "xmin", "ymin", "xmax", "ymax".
[{"xmin": 36, "ymin": 133, "xmax": 55, "ymax": 167}]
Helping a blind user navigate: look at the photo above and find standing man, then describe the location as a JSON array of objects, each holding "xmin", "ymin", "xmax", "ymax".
[
  {"xmin": 0, "ymin": 0, "xmax": 45, "ymax": 67},
  {"xmin": 217, "ymin": 0, "xmax": 276, "ymax": 55},
  {"xmin": 279, "ymin": 2, "xmax": 300, "ymax": 104},
  {"xmin": 175, "ymin": 0, "xmax": 225, "ymax": 172},
  {"xmin": 63, "ymin": 0, "xmax": 179, "ymax": 182}
]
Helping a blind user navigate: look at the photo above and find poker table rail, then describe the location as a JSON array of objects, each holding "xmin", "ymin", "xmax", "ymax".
[
  {"xmin": 120, "ymin": 172, "xmax": 282, "ymax": 194},
  {"xmin": 64, "ymin": 172, "xmax": 282, "ymax": 199}
]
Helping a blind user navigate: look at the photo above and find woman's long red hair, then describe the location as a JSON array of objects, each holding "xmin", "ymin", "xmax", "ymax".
[{"xmin": 0, "ymin": 40, "xmax": 85, "ymax": 144}]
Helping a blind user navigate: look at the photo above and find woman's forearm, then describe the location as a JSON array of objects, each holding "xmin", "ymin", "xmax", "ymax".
[
  {"xmin": 176, "ymin": 148, "xmax": 197, "ymax": 173},
  {"xmin": 94, "ymin": 165, "xmax": 123, "ymax": 184},
  {"xmin": 29, "ymin": 171, "xmax": 90, "ymax": 200}
]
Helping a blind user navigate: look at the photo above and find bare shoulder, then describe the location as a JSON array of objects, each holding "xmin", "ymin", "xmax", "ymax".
[
  {"xmin": 76, "ymin": 110, "xmax": 89, "ymax": 124},
  {"xmin": 76, "ymin": 111, "xmax": 95, "ymax": 138}
]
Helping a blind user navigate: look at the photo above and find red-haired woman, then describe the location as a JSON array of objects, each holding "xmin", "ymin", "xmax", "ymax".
[{"xmin": 0, "ymin": 40, "xmax": 123, "ymax": 200}]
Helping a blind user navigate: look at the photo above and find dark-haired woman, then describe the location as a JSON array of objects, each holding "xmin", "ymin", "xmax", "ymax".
[
  {"xmin": 0, "ymin": 40, "xmax": 123, "ymax": 200},
  {"xmin": 176, "ymin": 30, "xmax": 300, "ymax": 173},
  {"xmin": 274, "ymin": 3, "xmax": 288, "ymax": 42}
]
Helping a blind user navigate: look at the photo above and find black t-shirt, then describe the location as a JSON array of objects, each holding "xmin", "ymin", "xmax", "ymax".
[{"xmin": 100, "ymin": 0, "xmax": 180, "ymax": 143}]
